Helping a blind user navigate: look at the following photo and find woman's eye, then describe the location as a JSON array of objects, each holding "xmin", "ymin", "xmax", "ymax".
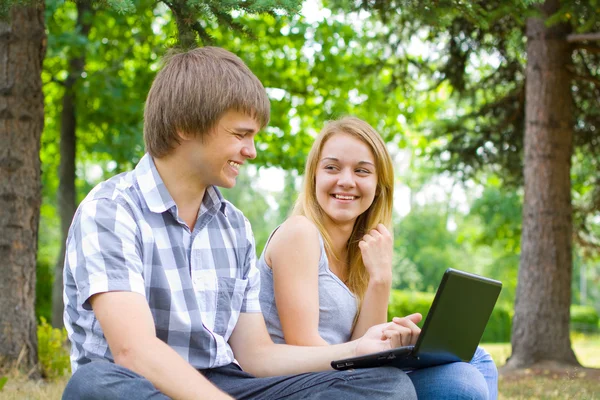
[{"xmin": 356, "ymin": 169, "xmax": 371, "ymax": 174}]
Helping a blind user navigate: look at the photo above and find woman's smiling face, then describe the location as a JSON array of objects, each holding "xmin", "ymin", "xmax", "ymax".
[{"xmin": 315, "ymin": 132, "xmax": 378, "ymax": 227}]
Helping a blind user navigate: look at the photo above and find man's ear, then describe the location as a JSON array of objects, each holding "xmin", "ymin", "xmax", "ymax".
[{"xmin": 177, "ymin": 130, "xmax": 192, "ymax": 141}]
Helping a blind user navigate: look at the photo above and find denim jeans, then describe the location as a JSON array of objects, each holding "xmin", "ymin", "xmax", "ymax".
[
  {"xmin": 469, "ymin": 346, "xmax": 498, "ymax": 400},
  {"xmin": 62, "ymin": 360, "xmax": 417, "ymax": 400},
  {"xmin": 63, "ymin": 347, "xmax": 496, "ymax": 400},
  {"xmin": 407, "ymin": 346, "xmax": 497, "ymax": 399}
]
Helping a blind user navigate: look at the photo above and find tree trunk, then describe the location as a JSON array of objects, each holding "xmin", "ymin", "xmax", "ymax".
[
  {"xmin": 507, "ymin": 0, "xmax": 579, "ymax": 369},
  {"xmin": 51, "ymin": 1, "xmax": 92, "ymax": 329},
  {"xmin": 0, "ymin": 4, "xmax": 45, "ymax": 369}
]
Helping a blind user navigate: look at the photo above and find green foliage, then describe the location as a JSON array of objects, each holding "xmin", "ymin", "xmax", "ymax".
[
  {"xmin": 220, "ymin": 168, "xmax": 279, "ymax": 255},
  {"xmin": 35, "ymin": 259, "xmax": 53, "ymax": 323},
  {"xmin": 0, "ymin": 0, "xmax": 43, "ymax": 20},
  {"xmin": 161, "ymin": 0, "xmax": 301, "ymax": 47},
  {"xmin": 389, "ymin": 289, "xmax": 599, "ymax": 343},
  {"xmin": 37, "ymin": 318, "xmax": 70, "ymax": 380},
  {"xmin": 571, "ymin": 305, "xmax": 600, "ymax": 333},
  {"xmin": 461, "ymin": 180, "xmax": 523, "ymax": 304},
  {"xmin": 467, "ymin": 179, "xmax": 522, "ymax": 253},
  {"xmin": 276, "ymin": 170, "xmax": 299, "ymax": 222},
  {"xmin": 104, "ymin": 0, "xmax": 136, "ymax": 14},
  {"xmin": 387, "ymin": 290, "xmax": 434, "ymax": 326},
  {"xmin": 391, "ymin": 251, "xmax": 422, "ymax": 291},
  {"xmin": 387, "ymin": 289, "xmax": 513, "ymax": 343},
  {"xmin": 42, "ymin": 0, "xmax": 163, "ymax": 181},
  {"xmin": 0, "ymin": 376, "xmax": 7, "ymax": 391},
  {"xmin": 482, "ymin": 303, "xmax": 513, "ymax": 343},
  {"xmin": 203, "ymin": 8, "xmax": 439, "ymax": 172},
  {"xmin": 393, "ymin": 204, "xmax": 460, "ymax": 291}
]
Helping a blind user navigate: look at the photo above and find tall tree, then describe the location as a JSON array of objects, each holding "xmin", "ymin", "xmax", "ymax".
[
  {"xmin": 0, "ymin": 1, "xmax": 45, "ymax": 369},
  {"xmin": 511, "ymin": 0, "xmax": 578, "ymax": 368}
]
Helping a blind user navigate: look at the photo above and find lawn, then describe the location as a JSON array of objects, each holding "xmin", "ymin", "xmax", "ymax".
[
  {"xmin": 486, "ymin": 333, "xmax": 600, "ymax": 400},
  {"xmin": 1, "ymin": 334, "xmax": 599, "ymax": 400}
]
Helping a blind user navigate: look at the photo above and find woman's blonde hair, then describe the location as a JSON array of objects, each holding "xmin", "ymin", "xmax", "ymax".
[{"xmin": 292, "ymin": 116, "xmax": 395, "ymax": 304}]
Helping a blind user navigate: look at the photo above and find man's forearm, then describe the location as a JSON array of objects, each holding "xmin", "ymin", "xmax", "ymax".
[{"xmin": 115, "ymin": 337, "xmax": 232, "ymax": 400}]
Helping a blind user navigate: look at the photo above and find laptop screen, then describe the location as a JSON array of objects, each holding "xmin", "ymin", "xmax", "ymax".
[{"xmin": 413, "ymin": 269, "xmax": 502, "ymax": 362}]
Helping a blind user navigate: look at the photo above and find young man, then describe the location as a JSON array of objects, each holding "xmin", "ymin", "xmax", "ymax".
[{"xmin": 62, "ymin": 47, "xmax": 421, "ymax": 400}]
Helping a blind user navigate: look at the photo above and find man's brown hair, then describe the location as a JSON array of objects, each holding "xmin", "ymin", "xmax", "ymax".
[{"xmin": 144, "ymin": 46, "xmax": 270, "ymax": 158}]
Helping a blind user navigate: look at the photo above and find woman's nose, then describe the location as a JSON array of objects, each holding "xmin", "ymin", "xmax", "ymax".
[{"xmin": 337, "ymin": 169, "xmax": 355, "ymax": 187}]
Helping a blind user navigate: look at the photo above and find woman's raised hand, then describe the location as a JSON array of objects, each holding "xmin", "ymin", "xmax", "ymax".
[{"xmin": 358, "ymin": 223, "xmax": 393, "ymax": 284}]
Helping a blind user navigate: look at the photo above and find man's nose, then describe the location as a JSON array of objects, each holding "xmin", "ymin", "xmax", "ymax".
[{"xmin": 242, "ymin": 138, "xmax": 257, "ymax": 159}]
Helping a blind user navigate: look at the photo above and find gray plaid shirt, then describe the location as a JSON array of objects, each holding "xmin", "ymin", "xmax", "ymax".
[{"xmin": 63, "ymin": 153, "xmax": 261, "ymax": 373}]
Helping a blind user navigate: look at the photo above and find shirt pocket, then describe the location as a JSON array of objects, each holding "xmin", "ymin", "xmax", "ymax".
[{"xmin": 214, "ymin": 277, "xmax": 248, "ymax": 338}]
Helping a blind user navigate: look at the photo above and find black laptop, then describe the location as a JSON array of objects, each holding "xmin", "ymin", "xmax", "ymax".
[{"xmin": 331, "ymin": 268, "xmax": 502, "ymax": 371}]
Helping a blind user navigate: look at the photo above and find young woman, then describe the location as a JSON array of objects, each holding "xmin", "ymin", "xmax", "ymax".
[{"xmin": 258, "ymin": 116, "xmax": 498, "ymax": 399}]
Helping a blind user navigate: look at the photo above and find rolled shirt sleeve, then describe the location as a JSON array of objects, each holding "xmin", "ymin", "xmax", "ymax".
[{"xmin": 67, "ymin": 198, "xmax": 146, "ymax": 309}]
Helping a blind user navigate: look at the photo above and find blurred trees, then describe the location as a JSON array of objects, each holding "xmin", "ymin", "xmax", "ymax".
[
  {"xmin": 44, "ymin": 0, "xmax": 166, "ymax": 328},
  {"xmin": 220, "ymin": 168, "xmax": 279, "ymax": 256}
]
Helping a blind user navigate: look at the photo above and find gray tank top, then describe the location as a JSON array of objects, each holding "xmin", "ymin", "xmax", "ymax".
[{"xmin": 258, "ymin": 227, "xmax": 358, "ymax": 345}]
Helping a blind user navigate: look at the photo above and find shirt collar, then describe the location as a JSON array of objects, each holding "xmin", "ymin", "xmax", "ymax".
[
  {"xmin": 202, "ymin": 185, "xmax": 229, "ymax": 217},
  {"xmin": 134, "ymin": 153, "xmax": 228, "ymax": 216}
]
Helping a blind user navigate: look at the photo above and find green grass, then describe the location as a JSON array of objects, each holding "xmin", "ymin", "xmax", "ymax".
[
  {"xmin": 499, "ymin": 375, "xmax": 599, "ymax": 400},
  {"xmin": 1, "ymin": 334, "xmax": 599, "ymax": 400},
  {"xmin": 484, "ymin": 333, "xmax": 600, "ymax": 369},
  {"xmin": 0, "ymin": 374, "xmax": 67, "ymax": 400},
  {"xmin": 484, "ymin": 333, "xmax": 600, "ymax": 400}
]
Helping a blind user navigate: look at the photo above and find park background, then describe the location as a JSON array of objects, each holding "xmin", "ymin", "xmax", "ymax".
[{"xmin": 1, "ymin": 0, "xmax": 600, "ymax": 398}]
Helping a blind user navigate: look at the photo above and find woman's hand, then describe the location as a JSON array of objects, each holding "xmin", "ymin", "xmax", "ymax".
[
  {"xmin": 358, "ymin": 224, "xmax": 393, "ymax": 284},
  {"xmin": 354, "ymin": 313, "xmax": 422, "ymax": 356}
]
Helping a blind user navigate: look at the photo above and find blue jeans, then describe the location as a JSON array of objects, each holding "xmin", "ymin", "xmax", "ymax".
[
  {"xmin": 407, "ymin": 346, "xmax": 497, "ymax": 399},
  {"xmin": 62, "ymin": 360, "xmax": 417, "ymax": 400},
  {"xmin": 63, "ymin": 349, "xmax": 495, "ymax": 400},
  {"xmin": 469, "ymin": 346, "xmax": 498, "ymax": 400}
]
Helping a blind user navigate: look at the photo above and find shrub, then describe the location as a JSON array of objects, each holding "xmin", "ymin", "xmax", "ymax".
[
  {"xmin": 37, "ymin": 317, "xmax": 70, "ymax": 380},
  {"xmin": 482, "ymin": 304, "xmax": 512, "ymax": 343},
  {"xmin": 570, "ymin": 305, "xmax": 599, "ymax": 333},
  {"xmin": 388, "ymin": 289, "xmax": 512, "ymax": 343},
  {"xmin": 35, "ymin": 259, "xmax": 53, "ymax": 322},
  {"xmin": 388, "ymin": 290, "xmax": 600, "ymax": 343},
  {"xmin": 387, "ymin": 290, "xmax": 434, "ymax": 325}
]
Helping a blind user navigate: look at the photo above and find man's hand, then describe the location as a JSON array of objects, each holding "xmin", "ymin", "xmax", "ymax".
[
  {"xmin": 358, "ymin": 224, "xmax": 393, "ymax": 283},
  {"xmin": 354, "ymin": 313, "xmax": 422, "ymax": 356}
]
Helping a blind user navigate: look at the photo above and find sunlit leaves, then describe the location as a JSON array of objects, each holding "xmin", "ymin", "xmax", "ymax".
[{"xmin": 104, "ymin": 0, "xmax": 136, "ymax": 14}]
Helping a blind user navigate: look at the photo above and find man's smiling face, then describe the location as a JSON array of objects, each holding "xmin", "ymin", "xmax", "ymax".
[{"xmin": 181, "ymin": 110, "xmax": 260, "ymax": 189}]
